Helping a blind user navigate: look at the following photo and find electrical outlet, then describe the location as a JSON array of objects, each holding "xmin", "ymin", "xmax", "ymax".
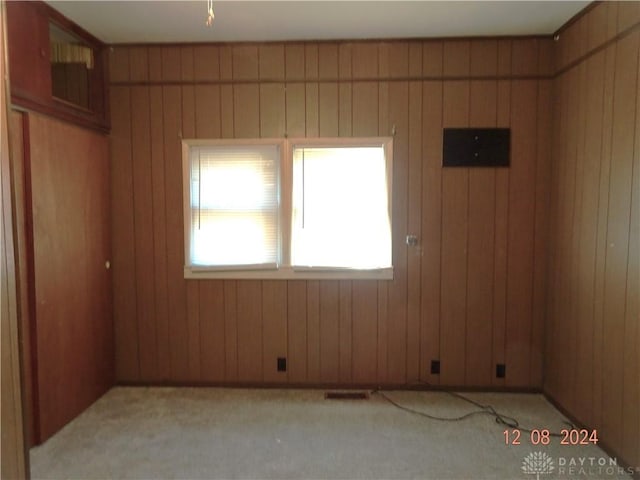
[
  {"xmin": 277, "ymin": 357, "xmax": 287, "ymax": 372},
  {"xmin": 430, "ymin": 360, "xmax": 440, "ymax": 375},
  {"xmin": 496, "ymin": 364, "xmax": 506, "ymax": 378}
]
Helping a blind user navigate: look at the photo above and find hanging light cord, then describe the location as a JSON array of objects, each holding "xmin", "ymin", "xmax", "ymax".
[{"xmin": 206, "ymin": 0, "xmax": 215, "ymax": 26}]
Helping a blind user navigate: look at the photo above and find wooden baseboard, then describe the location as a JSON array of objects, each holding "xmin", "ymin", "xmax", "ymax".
[{"xmin": 115, "ymin": 379, "xmax": 542, "ymax": 394}]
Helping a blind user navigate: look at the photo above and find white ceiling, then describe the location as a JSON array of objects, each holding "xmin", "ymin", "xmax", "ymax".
[{"xmin": 47, "ymin": 1, "xmax": 590, "ymax": 45}]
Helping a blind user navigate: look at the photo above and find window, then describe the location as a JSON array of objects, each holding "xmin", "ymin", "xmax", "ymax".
[
  {"xmin": 184, "ymin": 140, "xmax": 281, "ymax": 270},
  {"xmin": 183, "ymin": 137, "xmax": 393, "ymax": 280},
  {"xmin": 291, "ymin": 143, "xmax": 392, "ymax": 270}
]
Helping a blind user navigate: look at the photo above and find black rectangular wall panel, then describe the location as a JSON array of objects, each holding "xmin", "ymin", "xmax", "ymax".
[{"xmin": 443, "ymin": 128, "xmax": 510, "ymax": 167}]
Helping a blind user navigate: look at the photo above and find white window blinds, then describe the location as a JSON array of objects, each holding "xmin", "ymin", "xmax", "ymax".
[
  {"xmin": 291, "ymin": 145, "xmax": 392, "ymax": 269},
  {"xmin": 188, "ymin": 144, "xmax": 280, "ymax": 268}
]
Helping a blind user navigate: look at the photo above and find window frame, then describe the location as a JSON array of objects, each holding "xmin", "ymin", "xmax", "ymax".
[{"xmin": 182, "ymin": 136, "xmax": 393, "ymax": 280}]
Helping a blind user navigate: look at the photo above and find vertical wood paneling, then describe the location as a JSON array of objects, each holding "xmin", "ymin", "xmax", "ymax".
[
  {"xmin": 110, "ymin": 37, "xmax": 561, "ymax": 398},
  {"xmin": 470, "ymin": 40, "xmax": 498, "ymax": 77},
  {"xmin": 338, "ymin": 43, "xmax": 352, "ymax": 138},
  {"xmin": 162, "ymin": 84, "xmax": 189, "ymax": 380},
  {"xmin": 600, "ymin": 31, "xmax": 638, "ymax": 451},
  {"xmin": 338, "ymin": 280, "xmax": 352, "ymax": 383},
  {"xmin": 443, "ymin": 41, "xmax": 470, "ymax": 77},
  {"xmin": 224, "ymin": 280, "xmax": 238, "ymax": 380},
  {"xmin": 183, "ymin": 75, "xmax": 201, "ymax": 383},
  {"xmin": 616, "ymin": 1, "xmax": 640, "ymax": 34},
  {"xmin": 259, "ymin": 45, "xmax": 286, "ymax": 139},
  {"xmin": 319, "ymin": 83, "xmax": 339, "ymax": 137},
  {"xmin": 621, "ymin": 49, "xmax": 639, "ymax": 464},
  {"xmin": 530, "ymin": 78, "xmax": 552, "ymax": 388},
  {"xmin": 337, "ymin": 44, "xmax": 354, "ymax": 383},
  {"xmin": 257, "ymin": 43, "xmax": 288, "ymax": 384},
  {"xmin": 131, "ymin": 86, "xmax": 157, "ymax": 380},
  {"xmin": 305, "ymin": 82, "xmax": 319, "ymax": 137},
  {"xmin": 195, "ymin": 85, "xmax": 221, "ymax": 139},
  {"xmin": 236, "ymin": 281, "xmax": 263, "ymax": 381},
  {"xmin": 110, "ymin": 86, "xmax": 139, "ymax": 381},
  {"xmin": 352, "ymin": 82, "xmax": 378, "ymax": 136},
  {"xmin": 260, "ymin": 84, "xmax": 285, "ymax": 138},
  {"xmin": 377, "ymin": 44, "xmax": 391, "ymax": 385},
  {"xmin": 149, "ymin": 86, "xmax": 170, "ymax": 380},
  {"xmin": 351, "ymin": 44, "xmax": 380, "ymax": 384},
  {"xmin": 319, "ymin": 281, "xmax": 339, "ymax": 383},
  {"xmin": 512, "ymin": 39, "xmax": 538, "ymax": 77},
  {"xmin": 285, "ymin": 44, "xmax": 304, "ymax": 80},
  {"xmin": 186, "ymin": 282, "xmax": 201, "ymax": 380},
  {"xmin": 1, "ymin": 8, "xmax": 27, "ymax": 470},
  {"xmin": 234, "ymin": 85, "xmax": 260, "ymax": 138},
  {"xmin": 109, "ymin": 47, "xmax": 129, "ymax": 83},
  {"xmin": 263, "ymin": 281, "xmax": 288, "ymax": 383},
  {"xmin": 440, "ymin": 80, "xmax": 469, "ymax": 386},
  {"xmin": 406, "ymin": 78, "xmax": 422, "ymax": 384},
  {"xmin": 573, "ymin": 55, "xmax": 601, "ymax": 423},
  {"xmin": 9, "ymin": 112, "xmax": 34, "ymax": 446},
  {"xmin": 466, "ymin": 80, "xmax": 497, "ymax": 386},
  {"xmin": 422, "ymin": 41, "xmax": 443, "ymax": 78},
  {"xmin": 385, "ymin": 43, "xmax": 409, "ymax": 384},
  {"xmin": 285, "ymin": 83, "xmax": 305, "ymax": 137},
  {"xmin": 306, "ymin": 281, "xmax": 321, "ymax": 382},
  {"xmin": 420, "ymin": 79, "xmax": 443, "ymax": 384},
  {"xmin": 505, "ymin": 80, "xmax": 537, "ymax": 387},
  {"xmin": 233, "ymin": 46, "xmax": 259, "ymax": 80},
  {"xmin": 319, "ymin": 44, "xmax": 338, "ymax": 79},
  {"xmin": 492, "ymin": 77, "xmax": 511, "ymax": 387},
  {"xmin": 148, "ymin": 47, "xmax": 162, "ymax": 82},
  {"xmin": 568, "ymin": 62, "xmax": 586, "ymax": 414},
  {"xmin": 555, "ymin": 67, "xmax": 579, "ymax": 406},
  {"xmin": 259, "ymin": 45, "xmax": 284, "ymax": 80},
  {"xmin": 287, "ymin": 281, "xmax": 307, "ymax": 383},
  {"xmin": 547, "ymin": 10, "xmax": 639, "ymax": 471},
  {"xmin": 199, "ymin": 281, "xmax": 225, "ymax": 382},
  {"xmin": 305, "ymin": 44, "xmax": 318, "ymax": 80},
  {"xmin": 351, "ymin": 281, "xmax": 378, "ymax": 383},
  {"xmin": 193, "ymin": 45, "xmax": 220, "ymax": 81}
]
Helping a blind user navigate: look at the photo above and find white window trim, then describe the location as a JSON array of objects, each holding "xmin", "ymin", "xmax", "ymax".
[{"xmin": 182, "ymin": 136, "xmax": 394, "ymax": 281}]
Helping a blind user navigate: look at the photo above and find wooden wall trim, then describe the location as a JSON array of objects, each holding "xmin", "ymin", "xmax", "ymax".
[
  {"xmin": 553, "ymin": 2, "xmax": 640, "ymax": 73},
  {"xmin": 553, "ymin": 1, "xmax": 600, "ymax": 37},
  {"xmin": 20, "ymin": 111, "xmax": 41, "ymax": 445},
  {"xmin": 116, "ymin": 380, "xmax": 544, "ymax": 394},
  {"xmin": 555, "ymin": 21, "xmax": 640, "ymax": 77},
  {"xmin": 112, "ymin": 34, "xmax": 552, "ymax": 50},
  {"xmin": 0, "ymin": 0, "xmax": 28, "ymax": 476},
  {"xmin": 110, "ymin": 74, "xmax": 553, "ymax": 87}
]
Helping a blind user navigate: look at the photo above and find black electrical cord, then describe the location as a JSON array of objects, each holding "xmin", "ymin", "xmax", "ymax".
[{"xmin": 372, "ymin": 387, "xmax": 572, "ymax": 437}]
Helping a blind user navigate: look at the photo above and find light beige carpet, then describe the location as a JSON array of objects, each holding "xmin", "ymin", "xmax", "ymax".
[{"xmin": 29, "ymin": 387, "xmax": 635, "ymax": 480}]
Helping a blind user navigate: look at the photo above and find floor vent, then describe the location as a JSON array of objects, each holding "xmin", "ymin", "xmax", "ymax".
[{"xmin": 324, "ymin": 391, "xmax": 370, "ymax": 400}]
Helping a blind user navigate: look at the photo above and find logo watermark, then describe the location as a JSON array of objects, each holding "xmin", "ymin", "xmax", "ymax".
[
  {"xmin": 522, "ymin": 452, "xmax": 640, "ymax": 478},
  {"xmin": 522, "ymin": 451, "xmax": 554, "ymax": 479}
]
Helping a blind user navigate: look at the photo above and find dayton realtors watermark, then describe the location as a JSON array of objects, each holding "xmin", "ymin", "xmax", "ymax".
[
  {"xmin": 557, "ymin": 456, "xmax": 638, "ymax": 477},
  {"xmin": 522, "ymin": 452, "xmax": 639, "ymax": 478}
]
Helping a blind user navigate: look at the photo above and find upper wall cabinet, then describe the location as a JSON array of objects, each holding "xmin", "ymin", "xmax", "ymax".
[{"xmin": 6, "ymin": 1, "xmax": 109, "ymax": 132}]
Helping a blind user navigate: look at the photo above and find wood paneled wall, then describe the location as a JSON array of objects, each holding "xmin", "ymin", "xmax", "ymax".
[
  {"xmin": 1, "ymin": 2, "xmax": 28, "ymax": 476},
  {"xmin": 109, "ymin": 37, "xmax": 553, "ymax": 389},
  {"xmin": 546, "ymin": 1, "xmax": 639, "ymax": 469}
]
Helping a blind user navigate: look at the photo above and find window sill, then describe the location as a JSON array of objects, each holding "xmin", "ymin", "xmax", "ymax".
[{"xmin": 184, "ymin": 266, "xmax": 394, "ymax": 281}]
